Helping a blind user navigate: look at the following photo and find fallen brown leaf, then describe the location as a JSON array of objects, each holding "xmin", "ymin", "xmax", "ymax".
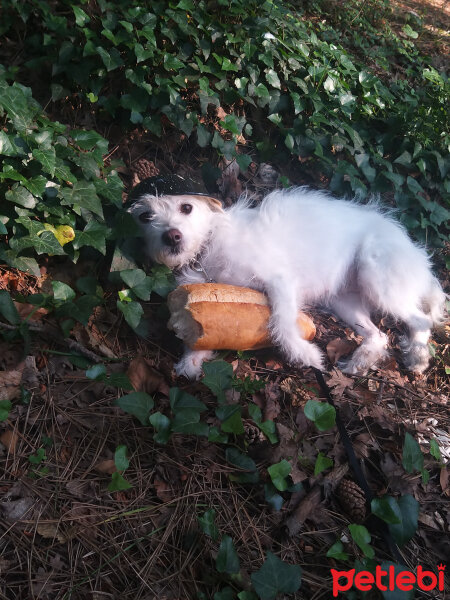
[
  {"xmin": 21, "ymin": 355, "xmax": 40, "ymax": 391},
  {"xmin": 14, "ymin": 302, "xmax": 48, "ymax": 321},
  {"xmin": 327, "ymin": 370, "xmax": 354, "ymax": 397},
  {"xmin": 326, "ymin": 337, "xmax": 357, "ymax": 364},
  {"xmin": 0, "ymin": 429, "xmax": 19, "ymax": 453},
  {"xmin": 264, "ymin": 381, "xmax": 281, "ymax": 421},
  {"xmin": 66, "ymin": 479, "xmax": 97, "ymax": 500},
  {"xmin": 127, "ymin": 356, "xmax": 169, "ymax": 395},
  {"xmin": 94, "ymin": 459, "xmax": 116, "ymax": 474},
  {"xmin": 36, "ymin": 522, "xmax": 67, "ymax": 543},
  {"xmin": 0, "ymin": 363, "xmax": 24, "ymax": 401},
  {"xmin": 284, "ymin": 486, "xmax": 322, "ymax": 536},
  {"xmin": 153, "ymin": 478, "xmax": 174, "ymax": 503}
]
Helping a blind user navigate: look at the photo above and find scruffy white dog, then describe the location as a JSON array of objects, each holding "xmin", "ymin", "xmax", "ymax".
[{"xmin": 130, "ymin": 188, "xmax": 445, "ymax": 379}]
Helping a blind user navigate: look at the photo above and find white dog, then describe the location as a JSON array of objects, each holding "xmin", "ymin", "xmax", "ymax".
[{"xmin": 130, "ymin": 187, "xmax": 445, "ymax": 380}]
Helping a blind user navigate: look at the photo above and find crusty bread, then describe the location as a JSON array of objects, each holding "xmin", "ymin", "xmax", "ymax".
[{"xmin": 167, "ymin": 283, "xmax": 316, "ymax": 350}]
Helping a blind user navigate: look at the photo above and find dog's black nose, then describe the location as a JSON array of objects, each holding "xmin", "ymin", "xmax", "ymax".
[{"xmin": 162, "ymin": 228, "xmax": 183, "ymax": 248}]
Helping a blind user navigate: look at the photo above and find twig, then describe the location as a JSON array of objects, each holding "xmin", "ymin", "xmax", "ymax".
[{"xmin": 0, "ymin": 320, "xmax": 104, "ymax": 363}]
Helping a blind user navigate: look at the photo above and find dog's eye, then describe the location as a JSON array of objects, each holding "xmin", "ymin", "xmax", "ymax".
[
  {"xmin": 180, "ymin": 203, "xmax": 192, "ymax": 215},
  {"xmin": 139, "ymin": 211, "xmax": 154, "ymax": 223}
]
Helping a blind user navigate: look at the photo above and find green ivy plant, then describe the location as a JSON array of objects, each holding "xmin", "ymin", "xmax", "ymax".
[{"xmin": 1, "ymin": 0, "xmax": 448, "ymax": 245}]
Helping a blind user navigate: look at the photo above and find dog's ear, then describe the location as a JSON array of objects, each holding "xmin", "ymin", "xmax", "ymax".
[{"xmin": 192, "ymin": 195, "xmax": 224, "ymax": 213}]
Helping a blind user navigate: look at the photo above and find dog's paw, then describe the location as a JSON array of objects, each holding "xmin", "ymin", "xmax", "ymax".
[
  {"xmin": 402, "ymin": 342, "xmax": 430, "ymax": 374},
  {"xmin": 339, "ymin": 341, "xmax": 388, "ymax": 375},
  {"xmin": 174, "ymin": 350, "xmax": 215, "ymax": 380},
  {"xmin": 286, "ymin": 341, "xmax": 325, "ymax": 371}
]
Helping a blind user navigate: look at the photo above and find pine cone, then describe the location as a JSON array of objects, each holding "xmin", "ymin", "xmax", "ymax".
[
  {"xmin": 336, "ymin": 479, "xmax": 367, "ymax": 523},
  {"xmin": 280, "ymin": 377, "xmax": 311, "ymax": 406},
  {"xmin": 243, "ymin": 420, "xmax": 264, "ymax": 445},
  {"xmin": 131, "ymin": 159, "xmax": 159, "ymax": 186}
]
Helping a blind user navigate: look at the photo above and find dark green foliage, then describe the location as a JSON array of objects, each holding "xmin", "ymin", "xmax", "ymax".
[
  {"xmin": 251, "ymin": 552, "xmax": 302, "ymax": 599},
  {"xmin": 1, "ymin": 0, "xmax": 448, "ymax": 247},
  {"xmin": 0, "ymin": 73, "xmax": 122, "ymax": 279}
]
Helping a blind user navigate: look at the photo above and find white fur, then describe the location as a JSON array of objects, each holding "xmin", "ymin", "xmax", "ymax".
[{"xmin": 130, "ymin": 188, "xmax": 445, "ymax": 379}]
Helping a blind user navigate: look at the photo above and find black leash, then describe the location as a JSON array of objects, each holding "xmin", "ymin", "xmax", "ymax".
[{"xmin": 312, "ymin": 367, "xmax": 404, "ymax": 563}]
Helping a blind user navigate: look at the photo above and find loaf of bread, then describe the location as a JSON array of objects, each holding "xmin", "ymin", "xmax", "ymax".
[{"xmin": 167, "ymin": 283, "xmax": 315, "ymax": 351}]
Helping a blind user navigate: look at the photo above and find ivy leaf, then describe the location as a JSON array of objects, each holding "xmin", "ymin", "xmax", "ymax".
[
  {"xmin": 3, "ymin": 255, "xmax": 40, "ymax": 278},
  {"xmin": 73, "ymin": 221, "xmax": 109, "ymax": 255},
  {"xmin": 164, "ymin": 54, "xmax": 185, "ymax": 71},
  {"xmin": 267, "ymin": 460, "xmax": 291, "ymax": 491},
  {"xmin": 304, "ymin": 400, "xmax": 336, "ymax": 431},
  {"xmin": 371, "ymin": 496, "xmax": 402, "ymax": 525},
  {"xmin": 380, "ymin": 562, "xmax": 415, "ymax": 600},
  {"xmin": 61, "ymin": 182, "xmax": 104, "ymax": 219},
  {"xmin": 429, "ymin": 439, "xmax": 441, "ymax": 461},
  {"xmin": 265, "ymin": 69, "xmax": 281, "ymax": 89},
  {"xmin": 348, "ymin": 524, "xmax": 375, "ymax": 558},
  {"xmin": 264, "ymin": 483, "xmax": 284, "ymax": 511},
  {"xmin": 251, "ymin": 552, "xmax": 302, "ymax": 599},
  {"xmin": 402, "ymin": 432, "xmax": 424, "ymax": 473},
  {"xmin": 115, "ymin": 392, "xmax": 154, "ymax": 425},
  {"xmin": 19, "ymin": 231, "xmax": 66, "ymax": 256},
  {"xmin": 214, "ymin": 588, "xmax": 234, "ymax": 600},
  {"xmin": 73, "ymin": 6, "xmax": 90, "ymax": 26},
  {"xmin": 402, "ymin": 24, "xmax": 418, "ymax": 38},
  {"xmin": 117, "ymin": 299, "xmax": 143, "ymax": 330},
  {"xmin": 216, "ymin": 404, "xmax": 244, "ymax": 434},
  {"xmin": 0, "ymin": 290, "xmax": 20, "ymax": 325},
  {"xmin": 326, "ymin": 540, "xmax": 349, "ymax": 561},
  {"xmin": 71, "ymin": 129, "xmax": 108, "ymax": 152},
  {"xmin": 52, "ymin": 281, "xmax": 76, "ymax": 303},
  {"xmin": 0, "ymin": 400, "xmax": 12, "ymax": 422},
  {"xmin": 314, "ymin": 452, "xmax": 333, "ymax": 476},
  {"xmin": 5, "ymin": 185, "xmax": 36, "ymax": 209},
  {"xmin": 236, "ymin": 154, "xmax": 251, "ymax": 172},
  {"xmin": 171, "ymin": 409, "xmax": 209, "ymax": 436},
  {"xmin": 114, "ymin": 445, "xmax": 129, "ymax": 471},
  {"xmin": 170, "ymin": 387, "xmax": 206, "ymax": 412},
  {"xmin": 149, "ymin": 265, "xmax": 176, "ymax": 297},
  {"xmin": 216, "ymin": 535, "xmax": 240, "ymax": 574},
  {"xmin": 387, "ymin": 494, "xmax": 419, "ymax": 547},
  {"xmin": 197, "ymin": 123, "xmax": 212, "ymax": 148},
  {"xmin": 198, "ymin": 508, "xmax": 219, "ymax": 541},
  {"xmin": 225, "ymin": 448, "xmax": 259, "ymax": 483},
  {"xmin": 32, "ymin": 147, "xmax": 56, "ymax": 177},
  {"xmin": 149, "ymin": 412, "xmax": 171, "ymax": 444},
  {"xmin": 202, "ymin": 360, "xmax": 233, "ymax": 403},
  {"xmin": 24, "ymin": 175, "xmax": 48, "ymax": 198},
  {"xmin": 85, "ymin": 364, "xmax": 107, "ymax": 380},
  {"xmin": 108, "ymin": 472, "xmax": 132, "ymax": 492}
]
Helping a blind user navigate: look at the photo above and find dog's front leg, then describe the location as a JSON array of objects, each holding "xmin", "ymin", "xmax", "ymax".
[
  {"xmin": 266, "ymin": 280, "xmax": 324, "ymax": 371},
  {"xmin": 174, "ymin": 347, "xmax": 216, "ymax": 380}
]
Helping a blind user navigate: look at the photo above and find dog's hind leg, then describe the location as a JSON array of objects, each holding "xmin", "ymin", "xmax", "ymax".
[
  {"xmin": 266, "ymin": 280, "xmax": 325, "ymax": 370},
  {"xmin": 355, "ymin": 231, "xmax": 442, "ymax": 373},
  {"xmin": 329, "ymin": 292, "xmax": 388, "ymax": 374},
  {"xmin": 398, "ymin": 310, "xmax": 433, "ymax": 373}
]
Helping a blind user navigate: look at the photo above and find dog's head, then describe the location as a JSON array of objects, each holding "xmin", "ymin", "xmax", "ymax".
[{"xmin": 129, "ymin": 194, "xmax": 223, "ymax": 269}]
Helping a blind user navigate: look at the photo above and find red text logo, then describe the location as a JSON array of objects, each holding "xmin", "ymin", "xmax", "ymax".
[{"xmin": 331, "ymin": 564, "xmax": 445, "ymax": 597}]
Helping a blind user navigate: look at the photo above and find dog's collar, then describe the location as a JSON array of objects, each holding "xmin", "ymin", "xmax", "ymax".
[
  {"xmin": 189, "ymin": 256, "xmax": 215, "ymax": 283},
  {"xmin": 173, "ymin": 249, "xmax": 215, "ymax": 283}
]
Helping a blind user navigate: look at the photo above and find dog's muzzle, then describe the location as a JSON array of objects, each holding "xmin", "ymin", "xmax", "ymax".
[{"xmin": 162, "ymin": 228, "xmax": 183, "ymax": 253}]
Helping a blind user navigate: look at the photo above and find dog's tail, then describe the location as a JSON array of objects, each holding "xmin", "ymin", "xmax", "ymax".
[{"xmin": 424, "ymin": 276, "xmax": 447, "ymax": 324}]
